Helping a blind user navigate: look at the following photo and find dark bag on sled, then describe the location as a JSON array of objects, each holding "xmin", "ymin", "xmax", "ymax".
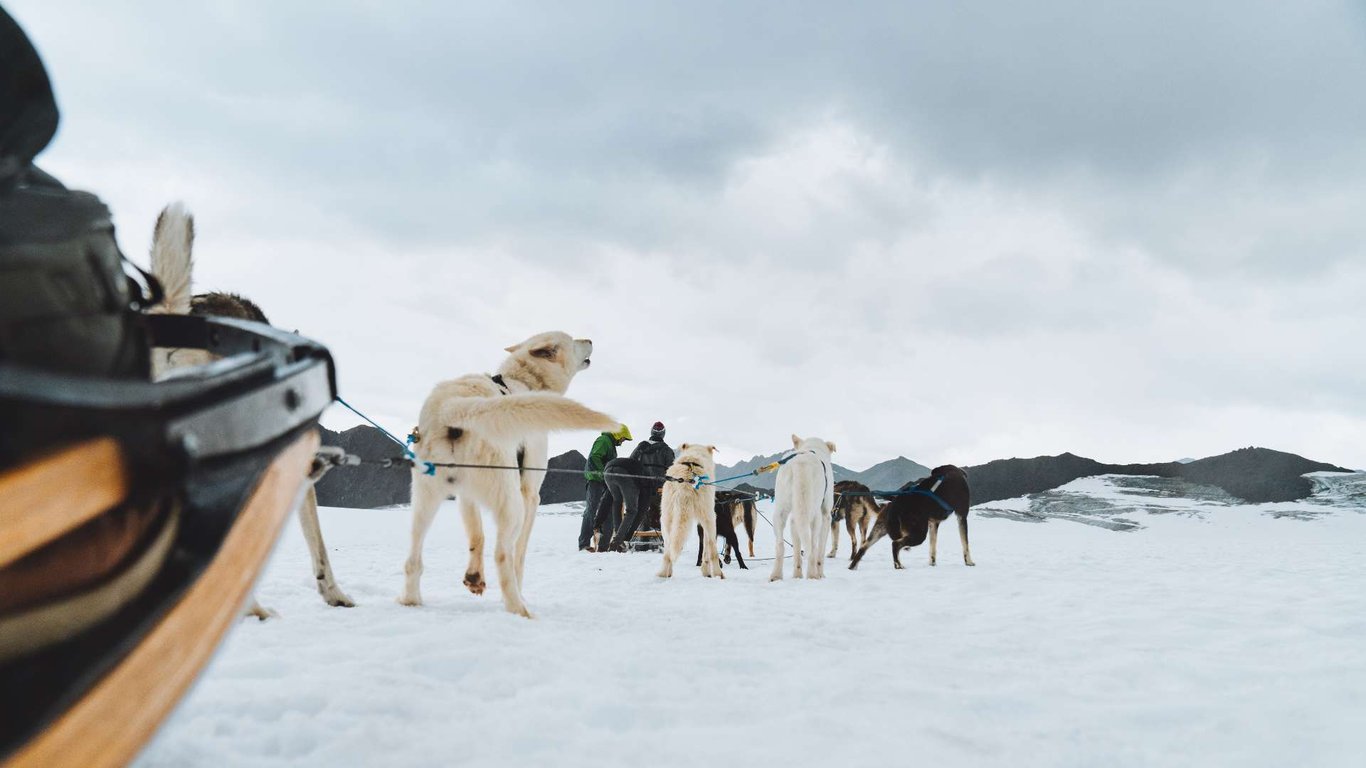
[{"xmin": 0, "ymin": 6, "xmax": 152, "ymax": 381}]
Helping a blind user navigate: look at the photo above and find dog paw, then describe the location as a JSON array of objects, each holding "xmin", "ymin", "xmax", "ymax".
[
  {"xmin": 245, "ymin": 602, "xmax": 279, "ymax": 621},
  {"xmin": 964, "ymin": 558, "xmax": 976, "ymax": 567},
  {"xmin": 397, "ymin": 594, "xmax": 423, "ymax": 607},
  {"xmin": 323, "ymin": 590, "xmax": 356, "ymax": 608},
  {"xmin": 463, "ymin": 572, "xmax": 486, "ymax": 595}
]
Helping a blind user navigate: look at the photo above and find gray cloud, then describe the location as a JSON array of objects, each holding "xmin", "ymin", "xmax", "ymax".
[{"xmin": 10, "ymin": 0, "xmax": 1365, "ymax": 469}]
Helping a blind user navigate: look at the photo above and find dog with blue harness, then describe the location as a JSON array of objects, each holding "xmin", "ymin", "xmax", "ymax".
[{"xmin": 849, "ymin": 465, "xmax": 975, "ymax": 570}]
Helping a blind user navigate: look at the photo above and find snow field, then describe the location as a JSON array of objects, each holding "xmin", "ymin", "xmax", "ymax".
[{"xmin": 136, "ymin": 491, "xmax": 1366, "ymax": 767}]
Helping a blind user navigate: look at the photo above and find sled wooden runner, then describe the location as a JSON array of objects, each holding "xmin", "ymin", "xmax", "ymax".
[
  {"xmin": 0, "ymin": 437, "xmax": 129, "ymax": 569},
  {"xmin": 4, "ymin": 429, "xmax": 319, "ymax": 768}
]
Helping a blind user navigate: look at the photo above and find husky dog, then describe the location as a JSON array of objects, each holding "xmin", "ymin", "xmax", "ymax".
[
  {"xmin": 769, "ymin": 435, "xmax": 836, "ymax": 581},
  {"xmin": 849, "ymin": 465, "xmax": 974, "ymax": 570},
  {"xmin": 147, "ymin": 203, "xmax": 354, "ymax": 616},
  {"xmin": 827, "ymin": 480, "xmax": 880, "ymax": 559},
  {"xmin": 657, "ymin": 444, "xmax": 722, "ymax": 579},
  {"xmin": 400, "ymin": 334, "xmax": 617, "ymax": 618}
]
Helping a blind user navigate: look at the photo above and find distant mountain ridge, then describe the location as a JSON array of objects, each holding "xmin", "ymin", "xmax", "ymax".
[
  {"xmin": 310, "ymin": 426, "xmax": 1350, "ymax": 510},
  {"xmin": 964, "ymin": 448, "xmax": 1350, "ymax": 506},
  {"xmin": 713, "ymin": 453, "xmax": 932, "ymax": 492}
]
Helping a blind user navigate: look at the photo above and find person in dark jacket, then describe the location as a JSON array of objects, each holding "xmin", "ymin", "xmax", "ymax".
[
  {"xmin": 602, "ymin": 421, "xmax": 675, "ymax": 551},
  {"xmin": 578, "ymin": 424, "xmax": 631, "ymax": 551}
]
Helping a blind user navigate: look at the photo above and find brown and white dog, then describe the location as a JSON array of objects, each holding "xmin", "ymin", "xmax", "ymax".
[
  {"xmin": 400, "ymin": 333, "xmax": 617, "ymax": 618},
  {"xmin": 827, "ymin": 480, "xmax": 880, "ymax": 560},
  {"xmin": 147, "ymin": 203, "xmax": 353, "ymax": 617},
  {"xmin": 849, "ymin": 465, "xmax": 975, "ymax": 570},
  {"xmin": 658, "ymin": 444, "xmax": 722, "ymax": 579}
]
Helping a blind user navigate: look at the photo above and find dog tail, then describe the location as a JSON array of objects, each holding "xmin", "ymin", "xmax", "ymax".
[
  {"xmin": 437, "ymin": 392, "xmax": 618, "ymax": 444},
  {"xmin": 149, "ymin": 202, "xmax": 195, "ymax": 315}
]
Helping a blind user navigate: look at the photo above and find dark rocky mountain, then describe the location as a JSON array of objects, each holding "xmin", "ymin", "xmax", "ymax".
[
  {"xmin": 314, "ymin": 425, "xmax": 410, "ymax": 508},
  {"xmin": 1176, "ymin": 447, "xmax": 1348, "ymax": 503},
  {"xmin": 964, "ymin": 447, "xmax": 1349, "ymax": 505},
  {"xmin": 308, "ymin": 426, "xmax": 1349, "ymax": 510},
  {"xmin": 541, "ymin": 450, "xmax": 587, "ymax": 504}
]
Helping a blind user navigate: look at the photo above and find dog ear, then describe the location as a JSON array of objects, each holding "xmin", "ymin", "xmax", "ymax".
[
  {"xmin": 679, "ymin": 443, "xmax": 690, "ymax": 451},
  {"xmin": 826, "ymin": 441, "xmax": 837, "ymax": 453},
  {"xmin": 504, "ymin": 343, "xmax": 519, "ymax": 353},
  {"xmin": 791, "ymin": 434, "xmax": 801, "ymax": 448},
  {"xmin": 707, "ymin": 445, "xmax": 717, "ymax": 454},
  {"xmin": 529, "ymin": 344, "xmax": 559, "ymax": 360}
]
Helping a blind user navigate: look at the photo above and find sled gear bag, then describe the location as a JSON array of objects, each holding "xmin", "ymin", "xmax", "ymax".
[{"xmin": 0, "ymin": 7, "xmax": 152, "ymax": 380}]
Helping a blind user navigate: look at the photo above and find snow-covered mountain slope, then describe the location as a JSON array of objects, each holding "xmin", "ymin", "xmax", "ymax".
[{"xmin": 975, "ymin": 472, "xmax": 1366, "ymax": 531}]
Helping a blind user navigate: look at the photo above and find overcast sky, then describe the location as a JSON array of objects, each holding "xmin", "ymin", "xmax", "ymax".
[{"xmin": 12, "ymin": 1, "xmax": 1366, "ymax": 470}]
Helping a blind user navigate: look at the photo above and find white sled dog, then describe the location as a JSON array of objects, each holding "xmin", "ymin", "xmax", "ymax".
[
  {"xmin": 401, "ymin": 333, "xmax": 617, "ymax": 618},
  {"xmin": 657, "ymin": 443, "xmax": 722, "ymax": 579},
  {"xmin": 147, "ymin": 203, "xmax": 353, "ymax": 616},
  {"xmin": 769, "ymin": 435, "xmax": 836, "ymax": 581}
]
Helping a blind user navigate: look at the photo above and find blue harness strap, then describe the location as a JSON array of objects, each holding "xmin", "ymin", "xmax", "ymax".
[
  {"xmin": 905, "ymin": 483, "xmax": 956, "ymax": 515},
  {"xmin": 335, "ymin": 396, "xmax": 437, "ymax": 475}
]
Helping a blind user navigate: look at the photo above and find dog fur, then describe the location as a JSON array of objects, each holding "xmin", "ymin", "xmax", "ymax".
[
  {"xmin": 146, "ymin": 203, "xmax": 354, "ymax": 617},
  {"xmin": 849, "ymin": 465, "xmax": 975, "ymax": 570},
  {"xmin": 657, "ymin": 444, "xmax": 722, "ymax": 579},
  {"xmin": 827, "ymin": 480, "xmax": 879, "ymax": 559},
  {"xmin": 769, "ymin": 435, "xmax": 836, "ymax": 581},
  {"xmin": 697, "ymin": 489, "xmax": 749, "ymax": 570},
  {"xmin": 400, "ymin": 333, "xmax": 617, "ymax": 618},
  {"xmin": 716, "ymin": 489, "xmax": 758, "ymax": 561}
]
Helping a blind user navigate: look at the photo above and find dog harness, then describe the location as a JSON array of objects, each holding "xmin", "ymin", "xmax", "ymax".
[{"xmin": 903, "ymin": 475, "xmax": 956, "ymax": 515}]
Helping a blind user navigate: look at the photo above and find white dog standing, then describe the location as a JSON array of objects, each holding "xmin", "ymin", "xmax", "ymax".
[
  {"xmin": 769, "ymin": 435, "xmax": 836, "ymax": 581},
  {"xmin": 400, "ymin": 333, "xmax": 617, "ymax": 618},
  {"xmin": 657, "ymin": 444, "xmax": 723, "ymax": 579}
]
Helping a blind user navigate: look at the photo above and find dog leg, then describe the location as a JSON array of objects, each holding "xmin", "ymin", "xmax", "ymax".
[
  {"xmin": 768, "ymin": 504, "xmax": 789, "ymax": 582},
  {"xmin": 658, "ymin": 504, "xmax": 688, "ymax": 579},
  {"xmin": 515, "ymin": 486, "xmax": 539, "ymax": 580},
  {"xmin": 459, "ymin": 498, "xmax": 486, "ymax": 595},
  {"xmin": 700, "ymin": 511, "xmax": 725, "ymax": 579},
  {"xmin": 728, "ymin": 526, "xmax": 747, "ymax": 570},
  {"xmin": 297, "ymin": 485, "xmax": 355, "ymax": 607},
  {"xmin": 892, "ymin": 540, "xmax": 905, "ymax": 570},
  {"xmin": 849, "ymin": 517, "xmax": 887, "ymax": 570},
  {"xmin": 745, "ymin": 504, "xmax": 756, "ymax": 558},
  {"xmin": 489, "ymin": 477, "xmax": 532, "ymax": 618},
  {"xmin": 695, "ymin": 524, "xmax": 704, "ymax": 568},
  {"xmin": 855, "ymin": 512, "xmax": 870, "ymax": 559},
  {"xmin": 827, "ymin": 515, "xmax": 839, "ymax": 558},
  {"xmin": 807, "ymin": 514, "xmax": 825, "ymax": 579},
  {"xmin": 958, "ymin": 512, "xmax": 975, "ymax": 566},
  {"xmin": 791, "ymin": 521, "xmax": 805, "ymax": 580},
  {"xmin": 399, "ymin": 475, "xmax": 444, "ymax": 606},
  {"xmin": 928, "ymin": 518, "xmax": 939, "ymax": 566}
]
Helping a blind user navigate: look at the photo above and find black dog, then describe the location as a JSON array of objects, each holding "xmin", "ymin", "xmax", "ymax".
[
  {"xmin": 850, "ymin": 465, "xmax": 975, "ymax": 570},
  {"xmin": 697, "ymin": 490, "xmax": 750, "ymax": 569}
]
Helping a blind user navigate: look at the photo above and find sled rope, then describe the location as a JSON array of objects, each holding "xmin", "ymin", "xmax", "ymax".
[
  {"xmin": 696, "ymin": 451, "xmax": 805, "ymax": 488},
  {"xmin": 334, "ymin": 396, "xmax": 417, "ymax": 459}
]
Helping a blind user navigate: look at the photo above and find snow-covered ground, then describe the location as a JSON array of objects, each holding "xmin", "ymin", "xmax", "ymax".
[{"xmin": 136, "ymin": 476, "xmax": 1366, "ymax": 767}]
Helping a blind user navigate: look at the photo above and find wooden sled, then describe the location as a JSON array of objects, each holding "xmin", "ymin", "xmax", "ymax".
[{"xmin": 0, "ymin": 315, "xmax": 337, "ymax": 768}]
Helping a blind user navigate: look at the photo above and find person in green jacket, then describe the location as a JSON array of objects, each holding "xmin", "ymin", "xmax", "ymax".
[{"xmin": 579, "ymin": 424, "xmax": 632, "ymax": 550}]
